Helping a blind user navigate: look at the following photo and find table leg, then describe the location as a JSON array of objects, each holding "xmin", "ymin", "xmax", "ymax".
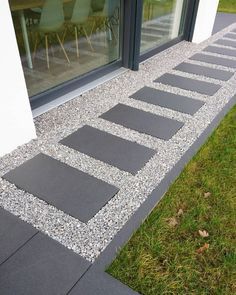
[{"xmin": 19, "ymin": 9, "xmax": 33, "ymax": 69}]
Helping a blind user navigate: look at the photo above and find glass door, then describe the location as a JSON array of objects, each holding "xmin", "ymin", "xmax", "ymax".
[
  {"xmin": 141, "ymin": 0, "xmax": 187, "ymax": 53},
  {"xmin": 9, "ymin": 0, "xmax": 121, "ymax": 98}
]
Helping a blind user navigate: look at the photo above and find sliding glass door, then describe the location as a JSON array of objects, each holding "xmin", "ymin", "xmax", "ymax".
[
  {"xmin": 9, "ymin": 0, "xmax": 193, "ymax": 105},
  {"xmin": 9, "ymin": 0, "xmax": 121, "ymax": 97},
  {"xmin": 141, "ymin": 0, "xmax": 187, "ymax": 53}
]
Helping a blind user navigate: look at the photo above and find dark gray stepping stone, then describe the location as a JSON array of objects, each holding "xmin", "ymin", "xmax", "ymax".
[
  {"xmin": 60, "ymin": 126, "xmax": 156, "ymax": 175},
  {"xmin": 100, "ymin": 104, "xmax": 184, "ymax": 140},
  {"xmin": 224, "ymin": 33, "xmax": 236, "ymax": 39},
  {"xmin": 0, "ymin": 233, "xmax": 90, "ymax": 295},
  {"xmin": 130, "ymin": 86, "xmax": 205, "ymax": 115},
  {"xmin": 190, "ymin": 53, "xmax": 236, "ymax": 68},
  {"xmin": 3, "ymin": 154, "xmax": 119, "ymax": 223},
  {"xmin": 175, "ymin": 62, "xmax": 233, "ymax": 81},
  {"xmin": 155, "ymin": 73, "xmax": 221, "ymax": 96},
  {"xmin": 215, "ymin": 39, "xmax": 236, "ymax": 49},
  {"xmin": 0, "ymin": 208, "xmax": 37, "ymax": 265},
  {"xmin": 204, "ymin": 45, "xmax": 236, "ymax": 57},
  {"xmin": 69, "ymin": 271, "xmax": 138, "ymax": 295}
]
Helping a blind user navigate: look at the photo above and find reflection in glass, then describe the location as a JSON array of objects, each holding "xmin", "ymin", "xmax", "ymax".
[
  {"xmin": 141, "ymin": 0, "xmax": 187, "ymax": 53},
  {"xmin": 9, "ymin": 0, "xmax": 121, "ymax": 97}
]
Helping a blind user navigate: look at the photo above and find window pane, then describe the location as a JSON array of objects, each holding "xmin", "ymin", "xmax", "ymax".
[
  {"xmin": 141, "ymin": 0, "xmax": 187, "ymax": 53},
  {"xmin": 9, "ymin": 0, "xmax": 121, "ymax": 97}
]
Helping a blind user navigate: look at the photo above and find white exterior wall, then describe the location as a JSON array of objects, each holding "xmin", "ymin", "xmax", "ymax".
[
  {"xmin": 0, "ymin": 0, "xmax": 220, "ymax": 157},
  {"xmin": 0, "ymin": 0, "xmax": 36, "ymax": 157},
  {"xmin": 192, "ymin": 0, "xmax": 219, "ymax": 43}
]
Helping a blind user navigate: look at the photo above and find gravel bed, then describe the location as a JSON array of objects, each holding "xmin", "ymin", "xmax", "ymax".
[
  {"xmin": 42, "ymin": 143, "xmax": 133, "ymax": 188},
  {"xmin": 0, "ymin": 23, "xmax": 236, "ymax": 262},
  {"xmin": 179, "ymin": 57, "xmax": 236, "ymax": 72},
  {"xmin": 170, "ymin": 69, "xmax": 226, "ymax": 85}
]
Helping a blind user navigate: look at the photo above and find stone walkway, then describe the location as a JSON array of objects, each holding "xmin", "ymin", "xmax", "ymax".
[
  {"xmin": 0, "ymin": 22, "xmax": 236, "ymax": 294},
  {"xmin": 213, "ymin": 12, "xmax": 236, "ymax": 34}
]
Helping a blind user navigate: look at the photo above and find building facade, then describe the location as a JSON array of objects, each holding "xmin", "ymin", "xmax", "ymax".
[{"xmin": 0, "ymin": 0, "xmax": 219, "ymax": 156}]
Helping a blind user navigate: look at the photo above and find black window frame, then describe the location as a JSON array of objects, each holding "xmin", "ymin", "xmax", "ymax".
[{"xmin": 30, "ymin": 0, "xmax": 199, "ymax": 110}]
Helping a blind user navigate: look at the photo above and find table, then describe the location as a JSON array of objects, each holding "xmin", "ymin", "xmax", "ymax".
[
  {"xmin": 10, "ymin": 0, "xmax": 45, "ymax": 11},
  {"xmin": 10, "ymin": 1, "xmax": 44, "ymax": 69},
  {"xmin": 9, "ymin": 0, "xmax": 71, "ymax": 69}
]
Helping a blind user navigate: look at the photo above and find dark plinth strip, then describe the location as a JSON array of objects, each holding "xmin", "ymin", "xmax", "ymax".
[
  {"xmin": 130, "ymin": 86, "xmax": 205, "ymax": 115},
  {"xmin": 204, "ymin": 45, "xmax": 236, "ymax": 57},
  {"xmin": 175, "ymin": 62, "xmax": 233, "ymax": 81},
  {"xmin": 155, "ymin": 73, "xmax": 221, "ymax": 96},
  {"xmin": 100, "ymin": 103, "xmax": 184, "ymax": 140},
  {"xmin": 0, "ymin": 208, "xmax": 37, "ymax": 265},
  {"xmin": 215, "ymin": 39, "xmax": 236, "ymax": 49},
  {"xmin": 0, "ymin": 233, "xmax": 90, "ymax": 295},
  {"xmin": 3, "ymin": 154, "xmax": 119, "ymax": 223},
  {"xmin": 224, "ymin": 33, "xmax": 236, "ymax": 40},
  {"xmin": 69, "ymin": 94, "xmax": 236, "ymax": 295},
  {"xmin": 190, "ymin": 53, "xmax": 236, "ymax": 69},
  {"xmin": 69, "ymin": 271, "xmax": 138, "ymax": 295},
  {"xmin": 60, "ymin": 126, "xmax": 156, "ymax": 175}
]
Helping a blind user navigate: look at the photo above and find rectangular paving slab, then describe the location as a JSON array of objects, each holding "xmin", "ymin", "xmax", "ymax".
[
  {"xmin": 60, "ymin": 125, "xmax": 156, "ymax": 175},
  {"xmin": 0, "ymin": 233, "xmax": 90, "ymax": 295},
  {"xmin": 69, "ymin": 271, "xmax": 139, "ymax": 295},
  {"xmin": 130, "ymin": 86, "xmax": 205, "ymax": 115},
  {"xmin": 3, "ymin": 153, "xmax": 119, "ymax": 223},
  {"xmin": 215, "ymin": 39, "xmax": 236, "ymax": 49},
  {"xmin": 100, "ymin": 103, "xmax": 184, "ymax": 140},
  {"xmin": 0, "ymin": 208, "xmax": 37, "ymax": 265},
  {"xmin": 190, "ymin": 53, "xmax": 236, "ymax": 68},
  {"xmin": 224, "ymin": 33, "xmax": 236, "ymax": 40},
  {"xmin": 203, "ymin": 45, "xmax": 236, "ymax": 57},
  {"xmin": 155, "ymin": 73, "xmax": 221, "ymax": 95},
  {"xmin": 175, "ymin": 62, "xmax": 233, "ymax": 81}
]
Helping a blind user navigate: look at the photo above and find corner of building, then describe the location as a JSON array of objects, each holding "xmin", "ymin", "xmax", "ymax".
[
  {"xmin": 191, "ymin": 0, "xmax": 220, "ymax": 44},
  {"xmin": 0, "ymin": 0, "xmax": 36, "ymax": 157}
]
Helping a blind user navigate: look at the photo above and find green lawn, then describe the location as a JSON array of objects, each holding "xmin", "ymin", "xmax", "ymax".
[
  {"xmin": 218, "ymin": 0, "xmax": 236, "ymax": 13},
  {"xmin": 107, "ymin": 105, "xmax": 236, "ymax": 295}
]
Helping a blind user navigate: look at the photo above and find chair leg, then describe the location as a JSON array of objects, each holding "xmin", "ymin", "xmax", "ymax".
[
  {"xmin": 50, "ymin": 36, "xmax": 55, "ymax": 58},
  {"xmin": 74, "ymin": 26, "xmax": 79, "ymax": 58},
  {"xmin": 90, "ymin": 20, "xmax": 96, "ymax": 39},
  {"xmin": 45, "ymin": 34, "xmax": 50, "ymax": 69},
  {"xmin": 103, "ymin": 20, "xmax": 107, "ymax": 46},
  {"xmin": 109, "ymin": 22, "xmax": 117, "ymax": 44},
  {"xmin": 82, "ymin": 26, "xmax": 94, "ymax": 52},
  {"xmin": 62, "ymin": 27, "xmax": 67, "ymax": 44},
  {"xmin": 33, "ymin": 32, "xmax": 39, "ymax": 61},
  {"xmin": 56, "ymin": 33, "xmax": 70, "ymax": 64}
]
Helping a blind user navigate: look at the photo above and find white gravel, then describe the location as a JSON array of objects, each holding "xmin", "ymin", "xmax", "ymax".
[{"xmin": 0, "ymin": 23, "xmax": 236, "ymax": 262}]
